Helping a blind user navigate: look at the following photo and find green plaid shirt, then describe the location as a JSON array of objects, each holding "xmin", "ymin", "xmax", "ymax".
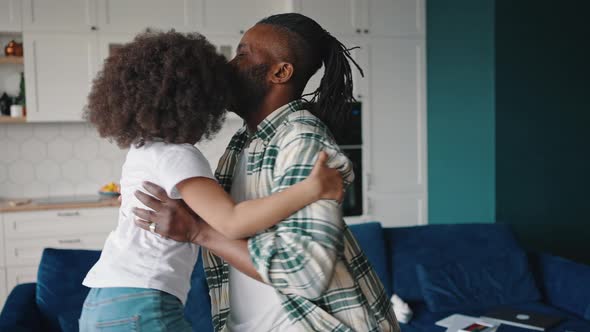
[{"xmin": 203, "ymin": 100, "xmax": 399, "ymax": 332}]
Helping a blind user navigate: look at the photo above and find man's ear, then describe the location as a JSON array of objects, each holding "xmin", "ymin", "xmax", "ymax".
[{"xmin": 270, "ymin": 62, "xmax": 294, "ymax": 84}]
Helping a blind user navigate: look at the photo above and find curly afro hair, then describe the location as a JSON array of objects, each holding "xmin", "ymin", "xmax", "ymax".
[{"xmin": 84, "ymin": 30, "xmax": 230, "ymax": 148}]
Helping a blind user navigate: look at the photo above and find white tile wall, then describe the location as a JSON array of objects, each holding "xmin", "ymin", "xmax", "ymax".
[
  {"xmin": 0, "ymin": 123, "xmax": 127, "ymax": 198},
  {"xmin": 0, "ymin": 118, "xmax": 243, "ymax": 199}
]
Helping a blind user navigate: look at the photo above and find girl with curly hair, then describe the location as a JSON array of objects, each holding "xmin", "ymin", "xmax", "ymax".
[{"xmin": 78, "ymin": 31, "xmax": 343, "ymax": 331}]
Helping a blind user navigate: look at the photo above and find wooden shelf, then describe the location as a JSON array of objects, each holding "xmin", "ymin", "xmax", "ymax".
[
  {"xmin": 0, "ymin": 56, "xmax": 24, "ymax": 65},
  {"xmin": 0, "ymin": 116, "xmax": 26, "ymax": 123}
]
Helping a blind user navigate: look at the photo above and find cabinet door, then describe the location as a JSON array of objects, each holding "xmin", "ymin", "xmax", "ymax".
[
  {"xmin": 206, "ymin": 35, "xmax": 241, "ymax": 60},
  {"xmin": 366, "ymin": 38, "xmax": 427, "ymax": 225},
  {"xmin": 5, "ymin": 234, "xmax": 109, "ymax": 266},
  {"xmin": 367, "ymin": 0, "xmax": 425, "ymax": 36},
  {"xmin": 0, "ymin": 267, "xmax": 6, "ymax": 310},
  {"xmin": 199, "ymin": 0, "xmax": 290, "ymax": 35},
  {"xmin": 97, "ymin": 32, "xmax": 135, "ymax": 66},
  {"xmin": 97, "ymin": 0, "xmax": 196, "ymax": 33},
  {"xmin": 3, "ymin": 207, "xmax": 118, "ymax": 239},
  {"xmin": 0, "ymin": 213, "xmax": 4, "ymax": 267},
  {"xmin": 295, "ymin": 0, "xmax": 364, "ymax": 36},
  {"xmin": 24, "ymin": 32, "xmax": 99, "ymax": 122},
  {"xmin": 0, "ymin": 0, "xmax": 22, "ymax": 32},
  {"xmin": 6, "ymin": 266, "xmax": 37, "ymax": 294},
  {"xmin": 22, "ymin": 0, "xmax": 96, "ymax": 32}
]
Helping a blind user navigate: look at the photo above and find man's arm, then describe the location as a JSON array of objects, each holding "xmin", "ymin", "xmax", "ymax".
[
  {"xmin": 245, "ymin": 128, "xmax": 353, "ymax": 299},
  {"xmin": 133, "ymin": 126, "xmax": 352, "ymax": 299},
  {"xmin": 132, "ymin": 182, "xmax": 264, "ymax": 282}
]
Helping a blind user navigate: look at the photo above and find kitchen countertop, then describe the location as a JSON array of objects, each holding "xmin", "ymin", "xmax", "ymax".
[{"xmin": 0, "ymin": 195, "xmax": 120, "ymax": 213}]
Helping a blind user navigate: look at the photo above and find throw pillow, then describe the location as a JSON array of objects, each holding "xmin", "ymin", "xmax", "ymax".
[
  {"xmin": 389, "ymin": 224, "xmax": 522, "ymax": 302},
  {"xmin": 536, "ymin": 253, "xmax": 590, "ymax": 320},
  {"xmin": 416, "ymin": 252, "xmax": 541, "ymax": 312}
]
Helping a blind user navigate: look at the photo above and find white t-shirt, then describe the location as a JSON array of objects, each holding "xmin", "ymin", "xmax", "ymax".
[
  {"xmin": 226, "ymin": 148, "xmax": 289, "ymax": 332},
  {"xmin": 83, "ymin": 141, "xmax": 214, "ymax": 304}
]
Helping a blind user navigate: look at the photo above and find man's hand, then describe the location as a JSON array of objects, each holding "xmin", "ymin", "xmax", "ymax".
[
  {"xmin": 134, "ymin": 182, "xmax": 264, "ymax": 282},
  {"xmin": 133, "ymin": 181, "xmax": 202, "ymax": 243}
]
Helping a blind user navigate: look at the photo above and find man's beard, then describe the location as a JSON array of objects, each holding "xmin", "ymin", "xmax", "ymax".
[{"xmin": 228, "ymin": 63, "xmax": 270, "ymax": 118}]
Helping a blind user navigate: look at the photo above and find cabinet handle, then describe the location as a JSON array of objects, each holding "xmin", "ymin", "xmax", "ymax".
[
  {"xmin": 91, "ymin": 26, "xmax": 98, "ymax": 31},
  {"xmin": 357, "ymin": 94, "xmax": 363, "ymax": 99},
  {"xmin": 356, "ymin": 28, "xmax": 362, "ymax": 34},
  {"xmin": 239, "ymin": 30, "xmax": 244, "ymax": 34},
  {"xmin": 57, "ymin": 211, "xmax": 80, "ymax": 217},
  {"xmin": 364, "ymin": 29, "xmax": 370, "ymax": 34},
  {"xmin": 58, "ymin": 238, "xmax": 82, "ymax": 244}
]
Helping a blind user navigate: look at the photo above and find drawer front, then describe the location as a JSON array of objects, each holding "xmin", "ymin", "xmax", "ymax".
[
  {"xmin": 5, "ymin": 233, "xmax": 109, "ymax": 266},
  {"xmin": 6, "ymin": 266, "xmax": 38, "ymax": 294},
  {"xmin": 0, "ymin": 214, "xmax": 4, "ymax": 267},
  {"xmin": 3, "ymin": 207, "xmax": 119, "ymax": 239},
  {"xmin": 0, "ymin": 267, "xmax": 6, "ymax": 310}
]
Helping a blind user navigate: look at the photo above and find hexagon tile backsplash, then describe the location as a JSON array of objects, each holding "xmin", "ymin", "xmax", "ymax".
[
  {"xmin": 0, "ymin": 119, "xmax": 242, "ymax": 199},
  {"xmin": 0, "ymin": 123, "xmax": 128, "ymax": 199}
]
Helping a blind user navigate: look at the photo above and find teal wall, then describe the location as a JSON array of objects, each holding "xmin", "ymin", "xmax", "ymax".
[
  {"xmin": 427, "ymin": 0, "xmax": 496, "ymax": 224},
  {"xmin": 495, "ymin": 0, "xmax": 590, "ymax": 264}
]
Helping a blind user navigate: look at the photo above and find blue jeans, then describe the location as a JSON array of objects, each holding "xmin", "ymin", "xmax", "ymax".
[{"xmin": 79, "ymin": 288, "xmax": 192, "ymax": 332}]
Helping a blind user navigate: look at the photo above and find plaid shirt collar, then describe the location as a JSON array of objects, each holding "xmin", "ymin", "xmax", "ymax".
[{"xmin": 249, "ymin": 99, "xmax": 305, "ymax": 142}]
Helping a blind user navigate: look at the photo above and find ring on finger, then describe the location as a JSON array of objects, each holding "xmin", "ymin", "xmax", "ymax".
[{"xmin": 149, "ymin": 222, "xmax": 157, "ymax": 234}]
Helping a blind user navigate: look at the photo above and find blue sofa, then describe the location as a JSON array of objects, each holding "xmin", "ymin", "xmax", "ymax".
[{"xmin": 1, "ymin": 222, "xmax": 589, "ymax": 332}]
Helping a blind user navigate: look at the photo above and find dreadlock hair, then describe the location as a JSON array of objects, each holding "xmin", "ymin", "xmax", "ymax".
[{"xmin": 258, "ymin": 13, "xmax": 363, "ymax": 140}]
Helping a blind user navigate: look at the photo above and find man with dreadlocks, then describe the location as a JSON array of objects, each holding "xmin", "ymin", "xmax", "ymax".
[{"xmin": 133, "ymin": 13, "xmax": 400, "ymax": 332}]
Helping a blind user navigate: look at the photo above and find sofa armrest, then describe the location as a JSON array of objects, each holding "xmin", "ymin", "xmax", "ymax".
[
  {"xmin": 0, "ymin": 283, "xmax": 44, "ymax": 331},
  {"xmin": 532, "ymin": 253, "xmax": 590, "ymax": 319}
]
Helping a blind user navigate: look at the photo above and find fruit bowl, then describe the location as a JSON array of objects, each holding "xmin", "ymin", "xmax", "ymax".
[
  {"xmin": 98, "ymin": 190, "xmax": 120, "ymax": 197},
  {"xmin": 99, "ymin": 182, "xmax": 120, "ymax": 196}
]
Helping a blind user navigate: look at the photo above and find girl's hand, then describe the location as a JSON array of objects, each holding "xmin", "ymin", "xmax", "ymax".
[{"xmin": 309, "ymin": 151, "xmax": 344, "ymax": 202}]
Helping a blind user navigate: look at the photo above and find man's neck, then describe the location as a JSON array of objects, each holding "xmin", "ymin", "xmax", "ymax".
[{"xmin": 244, "ymin": 93, "xmax": 298, "ymax": 132}]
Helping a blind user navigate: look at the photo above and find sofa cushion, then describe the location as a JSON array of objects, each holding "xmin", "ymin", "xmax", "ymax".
[
  {"xmin": 416, "ymin": 252, "xmax": 540, "ymax": 312},
  {"xmin": 385, "ymin": 223, "xmax": 522, "ymax": 301},
  {"xmin": 36, "ymin": 248, "xmax": 101, "ymax": 332},
  {"xmin": 349, "ymin": 222, "xmax": 392, "ymax": 296},
  {"xmin": 534, "ymin": 253, "xmax": 590, "ymax": 319}
]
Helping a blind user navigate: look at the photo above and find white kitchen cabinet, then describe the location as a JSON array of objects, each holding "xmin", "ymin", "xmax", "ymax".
[
  {"xmin": 199, "ymin": 0, "xmax": 290, "ymax": 35},
  {"xmin": 0, "ymin": 207, "xmax": 117, "ymax": 305},
  {"xmin": 294, "ymin": 0, "xmax": 364, "ymax": 37},
  {"xmin": 97, "ymin": 32, "xmax": 135, "ymax": 65},
  {"xmin": 0, "ymin": 267, "xmax": 6, "ymax": 310},
  {"xmin": 365, "ymin": 37, "xmax": 427, "ymax": 225},
  {"xmin": 5, "ymin": 234, "xmax": 108, "ymax": 266},
  {"xmin": 22, "ymin": 0, "xmax": 97, "ymax": 32},
  {"xmin": 23, "ymin": 32, "xmax": 99, "ymax": 122},
  {"xmin": 301, "ymin": 36, "xmax": 427, "ymax": 226},
  {"xmin": 5, "ymin": 266, "xmax": 37, "ymax": 294},
  {"xmin": 3, "ymin": 207, "xmax": 118, "ymax": 239},
  {"xmin": 294, "ymin": 0, "xmax": 424, "ymax": 37},
  {"xmin": 0, "ymin": 0, "xmax": 22, "ymax": 32},
  {"xmin": 97, "ymin": 0, "xmax": 197, "ymax": 33},
  {"xmin": 367, "ymin": 0, "xmax": 425, "ymax": 37}
]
